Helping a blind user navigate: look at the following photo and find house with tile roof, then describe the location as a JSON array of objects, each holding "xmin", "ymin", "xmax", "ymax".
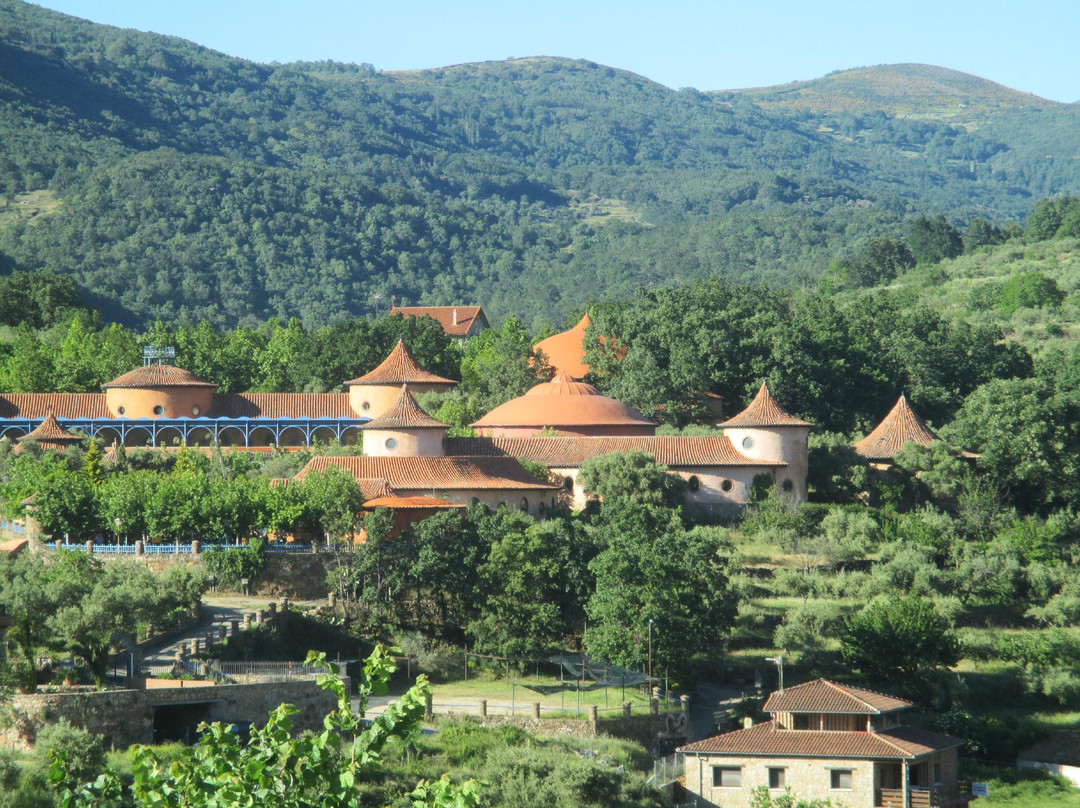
[
  {"xmin": 679, "ymin": 679, "xmax": 971, "ymax": 808},
  {"xmin": 390, "ymin": 304, "xmax": 489, "ymax": 339}
]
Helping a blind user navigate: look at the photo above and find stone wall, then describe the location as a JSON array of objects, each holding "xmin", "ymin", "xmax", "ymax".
[{"xmin": 0, "ymin": 678, "xmax": 346, "ymax": 751}]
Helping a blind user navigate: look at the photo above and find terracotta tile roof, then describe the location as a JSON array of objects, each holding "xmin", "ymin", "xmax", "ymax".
[
  {"xmin": 764, "ymin": 679, "xmax": 912, "ymax": 714},
  {"xmin": 212, "ymin": 394, "xmax": 355, "ymax": 419},
  {"xmin": 345, "ymin": 340, "xmax": 457, "ymax": 387},
  {"xmin": 295, "ymin": 455, "xmax": 560, "ymax": 491},
  {"xmin": 357, "ymin": 478, "xmax": 394, "ymax": 500},
  {"xmin": 102, "ymin": 364, "xmax": 215, "ymax": 389},
  {"xmin": 363, "ymin": 495, "xmax": 464, "ymax": 509},
  {"xmin": 390, "ymin": 306, "xmax": 488, "ymax": 338},
  {"xmin": 445, "ymin": 436, "xmax": 786, "ymax": 468},
  {"xmin": 360, "ymin": 386, "xmax": 447, "ymax": 430},
  {"xmin": 719, "ymin": 382, "xmax": 813, "ymax": 428},
  {"xmin": 0, "ymin": 394, "xmax": 110, "ymax": 419},
  {"xmin": 853, "ymin": 394, "xmax": 938, "ymax": 460},
  {"xmin": 472, "ymin": 372, "xmax": 655, "ymax": 430},
  {"xmin": 0, "ymin": 538, "xmax": 29, "ymax": 558},
  {"xmin": 18, "ymin": 413, "xmax": 81, "ymax": 444},
  {"xmin": 679, "ymin": 723, "xmax": 962, "ymax": 759},
  {"xmin": 534, "ymin": 313, "xmax": 592, "ymax": 378}
]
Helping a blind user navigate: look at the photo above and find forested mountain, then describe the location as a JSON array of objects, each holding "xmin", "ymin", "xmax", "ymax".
[{"xmin": 1, "ymin": 0, "xmax": 1079, "ymax": 328}]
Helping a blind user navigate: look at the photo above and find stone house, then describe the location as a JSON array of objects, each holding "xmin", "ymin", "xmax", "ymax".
[{"xmin": 679, "ymin": 679, "xmax": 971, "ymax": 808}]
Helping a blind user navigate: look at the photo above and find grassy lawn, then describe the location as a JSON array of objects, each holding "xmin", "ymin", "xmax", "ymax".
[{"xmin": 419, "ymin": 672, "xmax": 659, "ymax": 717}]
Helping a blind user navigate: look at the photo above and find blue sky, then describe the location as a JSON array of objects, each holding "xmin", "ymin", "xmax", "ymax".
[{"xmin": 32, "ymin": 0, "xmax": 1080, "ymax": 103}]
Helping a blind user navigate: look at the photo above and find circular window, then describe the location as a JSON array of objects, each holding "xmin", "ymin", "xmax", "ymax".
[
  {"xmin": 520, "ymin": 497, "xmax": 529, "ymax": 511},
  {"xmin": 782, "ymin": 479, "xmax": 794, "ymax": 493},
  {"xmin": 117, "ymin": 406, "xmax": 125, "ymax": 415},
  {"xmin": 153, "ymin": 405, "xmax": 164, "ymax": 416},
  {"xmin": 192, "ymin": 405, "xmax": 201, "ymax": 416},
  {"xmin": 742, "ymin": 436, "xmax": 754, "ymax": 450},
  {"xmin": 563, "ymin": 476, "xmax": 574, "ymax": 491},
  {"xmin": 687, "ymin": 475, "xmax": 700, "ymax": 491},
  {"xmin": 385, "ymin": 437, "xmax": 398, "ymax": 451},
  {"xmin": 362, "ymin": 401, "xmax": 370, "ymax": 411},
  {"xmin": 721, "ymin": 479, "xmax": 734, "ymax": 493}
]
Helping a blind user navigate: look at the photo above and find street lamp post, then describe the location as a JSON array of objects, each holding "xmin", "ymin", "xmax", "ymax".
[{"xmin": 648, "ymin": 618, "xmax": 654, "ymax": 687}]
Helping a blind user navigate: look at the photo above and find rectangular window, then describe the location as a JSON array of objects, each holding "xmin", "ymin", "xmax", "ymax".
[
  {"xmin": 768, "ymin": 768, "xmax": 785, "ymax": 789},
  {"xmin": 934, "ymin": 763, "xmax": 941, "ymax": 784},
  {"xmin": 831, "ymin": 769, "xmax": 853, "ymax": 790},
  {"xmin": 793, "ymin": 714, "xmax": 813, "ymax": 729},
  {"xmin": 712, "ymin": 767, "xmax": 742, "ymax": 788}
]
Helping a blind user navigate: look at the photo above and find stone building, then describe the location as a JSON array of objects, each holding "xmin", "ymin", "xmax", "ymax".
[{"xmin": 680, "ymin": 679, "xmax": 970, "ymax": 808}]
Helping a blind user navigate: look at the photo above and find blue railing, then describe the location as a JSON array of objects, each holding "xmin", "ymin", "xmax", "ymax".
[
  {"xmin": 0, "ymin": 519, "xmax": 26, "ymax": 535},
  {"xmin": 49, "ymin": 542, "xmax": 314, "ymax": 555}
]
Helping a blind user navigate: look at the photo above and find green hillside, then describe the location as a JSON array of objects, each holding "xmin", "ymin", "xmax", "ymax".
[{"xmin": 1, "ymin": 1, "xmax": 1079, "ymax": 328}]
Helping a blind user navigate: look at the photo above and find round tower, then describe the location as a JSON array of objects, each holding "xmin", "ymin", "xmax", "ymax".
[
  {"xmin": 360, "ymin": 384, "xmax": 448, "ymax": 457},
  {"xmin": 345, "ymin": 340, "xmax": 456, "ymax": 419},
  {"xmin": 102, "ymin": 363, "xmax": 215, "ymax": 419},
  {"xmin": 720, "ymin": 382, "xmax": 813, "ymax": 500}
]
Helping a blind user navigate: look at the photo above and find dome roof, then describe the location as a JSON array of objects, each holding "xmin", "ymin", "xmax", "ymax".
[
  {"xmin": 103, "ymin": 364, "xmax": 215, "ymax": 389},
  {"xmin": 345, "ymin": 340, "xmax": 456, "ymax": 387},
  {"xmin": 853, "ymin": 394, "xmax": 938, "ymax": 460},
  {"xmin": 360, "ymin": 385, "xmax": 448, "ymax": 430},
  {"xmin": 719, "ymin": 382, "xmax": 813, "ymax": 428},
  {"xmin": 533, "ymin": 313, "xmax": 592, "ymax": 378},
  {"xmin": 472, "ymin": 371, "xmax": 654, "ymax": 430}
]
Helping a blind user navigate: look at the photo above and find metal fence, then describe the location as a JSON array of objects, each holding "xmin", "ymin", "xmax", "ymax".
[
  {"xmin": 0, "ymin": 519, "xmax": 26, "ymax": 535},
  {"xmin": 48, "ymin": 542, "xmax": 314, "ymax": 555},
  {"xmin": 210, "ymin": 661, "xmax": 334, "ymax": 681},
  {"xmin": 648, "ymin": 752, "xmax": 684, "ymax": 787}
]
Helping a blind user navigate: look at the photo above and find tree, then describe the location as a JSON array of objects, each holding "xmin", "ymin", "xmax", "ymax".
[
  {"xmin": 908, "ymin": 216, "xmax": 963, "ymax": 265},
  {"xmin": 585, "ymin": 500, "xmax": 736, "ymax": 676},
  {"xmin": 459, "ymin": 315, "xmax": 550, "ymax": 413},
  {"xmin": 578, "ymin": 450, "xmax": 686, "ymax": 508},
  {"xmin": 51, "ymin": 649, "xmax": 482, "ymax": 808},
  {"xmin": 840, "ymin": 595, "xmax": 960, "ymax": 683},
  {"xmin": 302, "ymin": 466, "xmax": 365, "ymax": 543},
  {"xmin": 1025, "ymin": 196, "xmax": 1080, "ymax": 242},
  {"xmin": 995, "ymin": 271, "xmax": 1065, "ymax": 316}
]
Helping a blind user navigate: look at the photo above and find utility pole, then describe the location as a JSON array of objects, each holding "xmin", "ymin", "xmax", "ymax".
[{"xmin": 648, "ymin": 618, "xmax": 654, "ymax": 687}]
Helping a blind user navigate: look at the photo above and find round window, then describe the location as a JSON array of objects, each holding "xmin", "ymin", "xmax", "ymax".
[
  {"xmin": 385, "ymin": 437, "xmax": 398, "ymax": 451},
  {"xmin": 563, "ymin": 476, "xmax": 574, "ymax": 491},
  {"xmin": 153, "ymin": 405, "xmax": 164, "ymax": 416},
  {"xmin": 362, "ymin": 401, "xmax": 371, "ymax": 411},
  {"xmin": 742, "ymin": 436, "xmax": 754, "ymax": 450},
  {"xmin": 117, "ymin": 406, "xmax": 125, "ymax": 415},
  {"xmin": 721, "ymin": 479, "xmax": 734, "ymax": 493},
  {"xmin": 520, "ymin": 497, "xmax": 529, "ymax": 511},
  {"xmin": 687, "ymin": 475, "xmax": 700, "ymax": 491},
  {"xmin": 782, "ymin": 479, "xmax": 794, "ymax": 493},
  {"xmin": 192, "ymin": 405, "xmax": 201, "ymax": 416}
]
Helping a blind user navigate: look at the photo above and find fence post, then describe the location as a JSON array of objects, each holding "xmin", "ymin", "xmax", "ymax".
[
  {"xmin": 55, "ymin": 540, "xmax": 62, "ymax": 552},
  {"xmin": 231, "ymin": 620, "xmax": 240, "ymax": 635},
  {"xmin": 327, "ymin": 592, "xmax": 336, "ymax": 608},
  {"xmin": 590, "ymin": 705, "xmax": 598, "ymax": 724},
  {"xmin": 623, "ymin": 701, "xmax": 632, "ymax": 717},
  {"xmin": 192, "ymin": 540, "xmax": 201, "ymax": 555},
  {"xmin": 243, "ymin": 614, "xmax": 252, "ymax": 630},
  {"xmin": 135, "ymin": 540, "xmax": 144, "ymax": 556},
  {"xmin": 532, "ymin": 702, "xmax": 541, "ymax": 719},
  {"xmin": 681, "ymin": 694, "xmax": 690, "ymax": 713},
  {"xmin": 86, "ymin": 540, "xmax": 94, "ymax": 555},
  {"xmin": 479, "ymin": 699, "xmax": 487, "ymax": 717},
  {"xmin": 255, "ymin": 609, "xmax": 264, "ymax": 625},
  {"xmin": 425, "ymin": 692, "xmax": 433, "ymax": 719}
]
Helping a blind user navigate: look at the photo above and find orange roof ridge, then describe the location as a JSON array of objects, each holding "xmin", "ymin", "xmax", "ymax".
[
  {"xmin": 18, "ymin": 413, "xmax": 81, "ymax": 443},
  {"xmin": 390, "ymin": 305, "xmax": 487, "ymax": 337},
  {"xmin": 853, "ymin": 393, "xmax": 938, "ymax": 460},
  {"xmin": 719, "ymin": 381, "xmax": 813, "ymax": 428},
  {"xmin": 764, "ymin": 678, "xmax": 911, "ymax": 714},
  {"xmin": 103, "ymin": 364, "xmax": 215, "ymax": 389},
  {"xmin": 345, "ymin": 340, "xmax": 457, "ymax": 387},
  {"xmin": 360, "ymin": 385, "xmax": 448, "ymax": 430}
]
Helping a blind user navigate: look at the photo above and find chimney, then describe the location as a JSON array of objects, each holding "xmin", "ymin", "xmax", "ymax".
[
  {"xmin": 743, "ymin": 717, "xmax": 754, "ymax": 729},
  {"xmin": 452, "ymin": 308, "xmax": 458, "ymax": 326}
]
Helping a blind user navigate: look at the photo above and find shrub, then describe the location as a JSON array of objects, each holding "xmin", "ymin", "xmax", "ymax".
[{"xmin": 32, "ymin": 720, "xmax": 106, "ymax": 791}]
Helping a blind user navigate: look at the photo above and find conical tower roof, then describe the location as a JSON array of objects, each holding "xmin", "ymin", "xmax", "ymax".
[
  {"xmin": 102, "ymin": 364, "xmax": 214, "ymax": 389},
  {"xmin": 719, "ymin": 382, "xmax": 813, "ymax": 428},
  {"xmin": 853, "ymin": 394, "xmax": 938, "ymax": 460},
  {"xmin": 360, "ymin": 385, "xmax": 448, "ymax": 430},
  {"xmin": 345, "ymin": 340, "xmax": 456, "ymax": 387},
  {"xmin": 18, "ymin": 413, "xmax": 81, "ymax": 446},
  {"xmin": 533, "ymin": 312, "xmax": 592, "ymax": 379}
]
